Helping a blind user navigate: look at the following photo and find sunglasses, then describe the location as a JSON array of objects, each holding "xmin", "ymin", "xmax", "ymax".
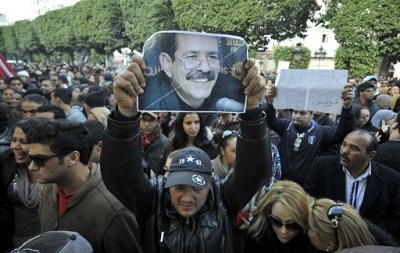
[
  {"xmin": 327, "ymin": 203, "xmax": 343, "ymax": 228},
  {"xmin": 268, "ymin": 214, "xmax": 302, "ymax": 231},
  {"xmin": 222, "ymin": 130, "xmax": 238, "ymax": 139},
  {"xmin": 29, "ymin": 152, "xmax": 70, "ymax": 167}
]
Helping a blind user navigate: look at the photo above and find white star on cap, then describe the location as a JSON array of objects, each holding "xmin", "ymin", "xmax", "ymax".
[{"xmin": 186, "ymin": 155, "xmax": 195, "ymax": 163}]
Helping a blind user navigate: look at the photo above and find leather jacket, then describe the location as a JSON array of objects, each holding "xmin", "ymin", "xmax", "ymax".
[{"xmin": 101, "ymin": 107, "xmax": 272, "ymax": 253}]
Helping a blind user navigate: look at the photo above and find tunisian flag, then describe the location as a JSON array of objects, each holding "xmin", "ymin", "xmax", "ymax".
[{"xmin": 0, "ymin": 54, "xmax": 16, "ymax": 79}]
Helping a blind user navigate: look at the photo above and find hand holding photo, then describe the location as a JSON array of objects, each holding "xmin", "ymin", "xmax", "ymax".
[{"xmin": 138, "ymin": 31, "xmax": 248, "ymax": 113}]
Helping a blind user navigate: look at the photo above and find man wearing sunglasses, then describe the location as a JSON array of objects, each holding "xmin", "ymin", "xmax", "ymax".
[
  {"xmin": 26, "ymin": 120, "xmax": 143, "ymax": 253},
  {"xmin": 304, "ymin": 129, "xmax": 400, "ymax": 240}
]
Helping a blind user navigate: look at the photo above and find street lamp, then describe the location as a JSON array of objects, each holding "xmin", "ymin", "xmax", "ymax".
[
  {"xmin": 314, "ymin": 46, "xmax": 327, "ymax": 69},
  {"xmin": 292, "ymin": 43, "xmax": 305, "ymax": 61}
]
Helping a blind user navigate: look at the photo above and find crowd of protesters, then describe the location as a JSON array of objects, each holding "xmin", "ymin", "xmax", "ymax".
[{"xmin": 0, "ymin": 56, "xmax": 399, "ymax": 253}]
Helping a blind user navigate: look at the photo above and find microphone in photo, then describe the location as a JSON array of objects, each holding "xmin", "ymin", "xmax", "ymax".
[{"xmin": 216, "ymin": 97, "xmax": 244, "ymax": 112}]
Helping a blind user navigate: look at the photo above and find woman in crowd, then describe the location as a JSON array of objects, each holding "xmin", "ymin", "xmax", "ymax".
[
  {"xmin": 213, "ymin": 129, "xmax": 282, "ymax": 253},
  {"xmin": 308, "ymin": 198, "xmax": 377, "ymax": 252},
  {"xmin": 353, "ymin": 105, "xmax": 379, "ymax": 133},
  {"xmin": 212, "ymin": 130, "xmax": 239, "ymax": 179},
  {"xmin": 171, "ymin": 112, "xmax": 218, "ymax": 159},
  {"xmin": 0, "ymin": 118, "xmax": 48, "ymax": 251},
  {"xmin": 246, "ymin": 180, "xmax": 318, "ymax": 253}
]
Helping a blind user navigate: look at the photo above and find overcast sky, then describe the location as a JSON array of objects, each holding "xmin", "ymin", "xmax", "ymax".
[{"xmin": 0, "ymin": 0, "xmax": 35, "ymax": 23}]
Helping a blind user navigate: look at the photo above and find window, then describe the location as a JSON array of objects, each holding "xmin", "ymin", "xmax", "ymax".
[{"xmin": 322, "ymin": 34, "xmax": 328, "ymax": 43}]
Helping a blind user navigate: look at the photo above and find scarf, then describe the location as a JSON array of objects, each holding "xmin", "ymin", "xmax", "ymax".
[{"xmin": 16, "ymin": 166, "xmax": 44, "ymax": 208}]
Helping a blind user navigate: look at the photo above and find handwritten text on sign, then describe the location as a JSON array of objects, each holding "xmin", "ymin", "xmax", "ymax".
[{"xmin": 274, "ymin": 69, "xmax": 348, "ymax": 114}]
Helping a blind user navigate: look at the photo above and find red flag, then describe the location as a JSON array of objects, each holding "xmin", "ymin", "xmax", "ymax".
[{"xmin": 0, "ymin": 54, "xmax": 16, "ymax": 79}]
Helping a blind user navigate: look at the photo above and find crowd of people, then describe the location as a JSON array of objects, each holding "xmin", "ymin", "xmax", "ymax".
[{"xmin": 1, "ymin": 44, "xmax": 400, "ymax": 252}]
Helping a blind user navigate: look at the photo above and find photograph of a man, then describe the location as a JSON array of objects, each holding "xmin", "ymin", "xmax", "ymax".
[{"xmin": 139, "ymin": 31, "xmax": 247, "ymax": 112}]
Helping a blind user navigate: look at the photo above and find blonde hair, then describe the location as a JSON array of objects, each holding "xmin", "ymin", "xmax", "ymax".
[
  {"xmin": 310, "ymin": 198, "xmax": 376, "ymax": 252},
  {"xmin": 248, "ymin": 180, "xmax": 312, "ymax": 238}
]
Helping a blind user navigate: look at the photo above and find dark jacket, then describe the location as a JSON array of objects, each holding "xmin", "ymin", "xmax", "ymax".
[
  {"xmin": 245, "ymin": 228, "xmax": 318, "ymax": 253},
  {"xmin": 0, "ymin": 150, "xmax": 18, "ymax": 251},
  {"xmin": 304, "ymin": 156, "xmax": 400, "ymax": 239},
  {"xmin": 39, "ymin": 163, "xmax": 142, "ymax": 253},
  {"xmin": 0, "ymin": 150, "xmax": 41, "ymax": 251},
  {"xmin": 265, "ymin": 104, "xmax": 355, "ymax": 186},
  {"xmin": 143, "ymin": 131, "xmax": 173, "ymax": 176},
  {"xmin": 101, "ymin": 107, "xmax": 272, "ymax": 253}
]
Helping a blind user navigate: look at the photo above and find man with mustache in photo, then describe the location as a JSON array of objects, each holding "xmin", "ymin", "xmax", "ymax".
[{"xmin": 140, "ymin": 32, "xmax": 245, "ymax": 112}]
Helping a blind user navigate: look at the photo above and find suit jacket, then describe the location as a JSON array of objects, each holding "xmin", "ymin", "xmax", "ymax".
[{"xmin": 304, "ymin": 155, "xmax": 400, "ymax": 239}]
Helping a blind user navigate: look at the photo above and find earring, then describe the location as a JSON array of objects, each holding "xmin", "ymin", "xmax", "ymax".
[{"xmin": 325, "ymin": 249, "xmax": 330, "ymax": 252}]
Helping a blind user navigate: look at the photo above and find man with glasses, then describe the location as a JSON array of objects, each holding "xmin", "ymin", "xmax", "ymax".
[
  {"xmin": 26, "ymin": 119, "xmax": 143, "ymax": 253},
  {"xmin": 140, "ymin": 112, "xmax": 173, "ymax": 177},
  {"xmin": 304, "ymin": 129, "xmax": 400, "ymax": 240},
  {"xmin": 140, "ymin": 33, "xmax": 245, "ymax": 111},
  {"xmin": 353, "ymin": 81, "xmax": 380, "ymax": 118}
]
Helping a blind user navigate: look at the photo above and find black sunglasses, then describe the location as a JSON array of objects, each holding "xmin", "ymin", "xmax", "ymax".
[
  {"xmin": 327, "ymin": 203, "xmax": 343, "ymax": 229},
  {"xmin": 29, "ymin": 152, "xmax": 70, "ymax": 167},
  {"xmin": 268, "ymin": 214, "xmax": 302, "ymax": 231}
]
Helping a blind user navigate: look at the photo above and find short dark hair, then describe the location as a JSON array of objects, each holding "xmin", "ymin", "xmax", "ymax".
[
  {"xmin": 83, "ymin": 120, "xmax": 105, "ymax": 146},
  {"xmin": 52, "ymin": 88, "xmax": 72, "ymax": 104},
  {"xmin": 356, "ymin": 81, "xmax": 375, "ymax": 95},
  {"xmin": 7, "ymin": 76, "xmax": 22, "ymax": 85},
  {"xmin": 36, "ymin": 104, "xmax": 66, "ymax": 119},
  {"xmin": 57, "ymin": 75, "xmax": 68, "ymax": 84},
  {"xmin": 27, "ymin": 119, "xmax": 92, "ymax": 165},
  {"xmin": 15, "ymin": 118, "xmax": 49, "ymax": 136},
  {"xmin": 352, "ymin": 129, "xmax": 378, "ymax": 153},
  {"xmin": 20, "ymin": 94, "xmax": 49, "ymax": 106},
  {"xmin": 159, "ymin": 33, "xmax": 179, "ymax": 58}
]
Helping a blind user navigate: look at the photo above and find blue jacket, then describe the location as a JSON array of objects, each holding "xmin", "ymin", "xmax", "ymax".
[{"xmin": 265, "ymin": 104, "xmax": 354, "ymax": 186}]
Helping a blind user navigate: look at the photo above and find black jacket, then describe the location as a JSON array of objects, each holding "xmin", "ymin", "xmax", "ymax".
[
  {"xmin": 101, "ymin": 107, "xmax": 272, "ymax": 253},
  {"xmin": 304, "ymin": 156, "xmax": 400, "ymax": 239}
]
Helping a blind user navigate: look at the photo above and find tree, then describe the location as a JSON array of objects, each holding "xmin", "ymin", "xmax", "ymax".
[
  {"xmin": 2, "ymin": 25, "xmax": 19, "ymax": 60},
  {"xmin": 72, "ymin": 0, "xmax": 128, "ymax": 55},
  {"xmin": 318, "ymin": 0, "xmax": 400, "ymax": 77},
  {"xmin": 120, "ymin": 0, "xmax": 179, "ymax": 51},
  {"xmin": 13, "ymin": 20, "xmax": 41, "ymax": 62},
  {"xmin": 334, "ymin": 45, "xmax": 378, "ymax": 78},
  {"xmin": 172, "ymin": 0, "xmax": 319, "ymax": 49},
  {"xmin": 273, "ymin": 45, "xmax": 311, "ymax": 70}
]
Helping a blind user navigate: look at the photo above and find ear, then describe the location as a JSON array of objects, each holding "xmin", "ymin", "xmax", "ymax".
[
  {"xmin": 96, "ymin": 140, "xmax": 102, "ymax": 148},
  {"xmin": 159, "ymin": 52, "xmax": 173, "ymax": 78},
  {"xmin": 219, "ymin": 146, "xmax": 225, "ymax": 156},
  {"xmin": 326, "ymin": 242, "xmax": 336, "ymax": 252},
  {"xmin": 67, "ymin": 151, "xmax": 80, "ymax": 166},
  {"xmin": 392, "ymin": 121, "xmax": 399, "ymax": 130},
  {"xmin": 368, "ymin": 150, "xmax": 377, "ymax": 161}
]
